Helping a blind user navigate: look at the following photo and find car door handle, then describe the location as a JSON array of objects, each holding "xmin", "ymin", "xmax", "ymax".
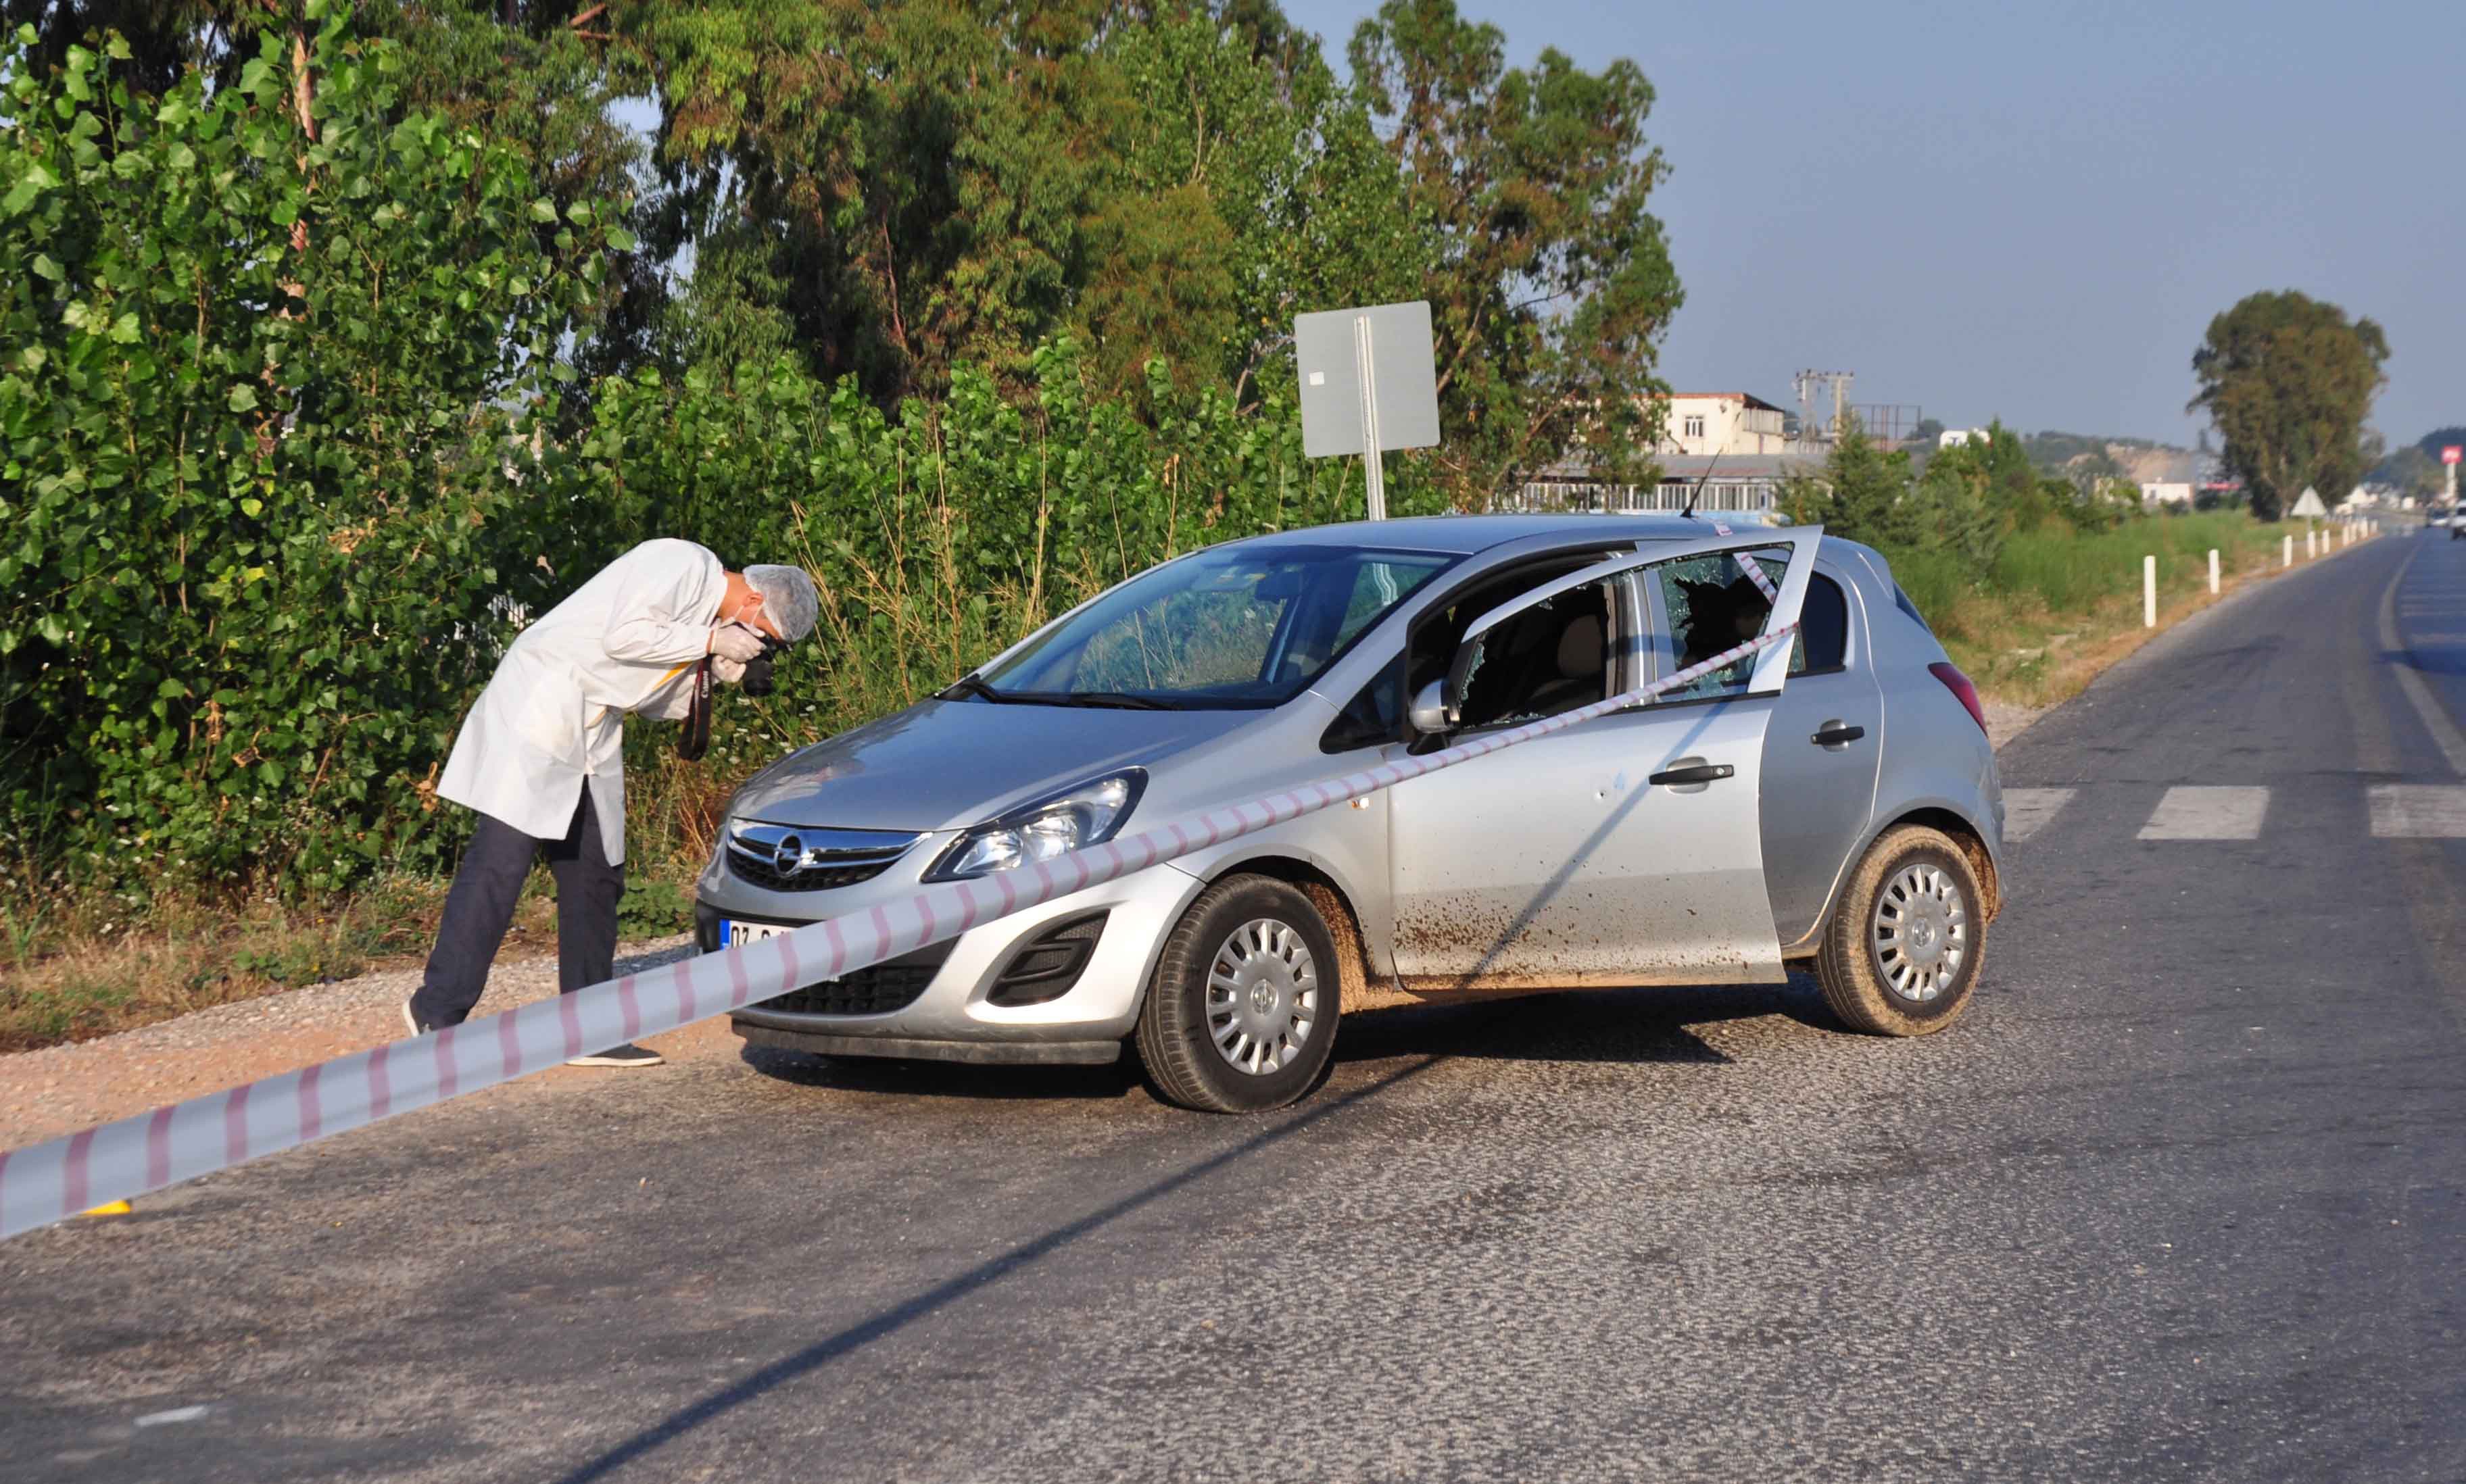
[
  {"xmin": 1648, "ymin": 763, "xmax": 1735, "ymax": 787},
  {"xmin": 1810, "ymin": 722, "xmax": 1867, "ymax": 747}
]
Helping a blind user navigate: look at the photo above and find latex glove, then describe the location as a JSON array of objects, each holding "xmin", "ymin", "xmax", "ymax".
[
  {"xmin": 712, "ymin": 655, "xmax": 748, "ymax": 686},
  {"xmin": 710, "ymin": 623, "xmax": 766, "ymax": 663}
]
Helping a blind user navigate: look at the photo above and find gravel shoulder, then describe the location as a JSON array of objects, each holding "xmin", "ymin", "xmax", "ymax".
[{"xmin": 0, "ymin": 936, "xmax": 698, "ymax": 1151}]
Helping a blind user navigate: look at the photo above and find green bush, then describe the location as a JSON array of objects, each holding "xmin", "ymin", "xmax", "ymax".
[{"xmin": 1, "ymin": 16, "xmax": 625, "ymax": 892}]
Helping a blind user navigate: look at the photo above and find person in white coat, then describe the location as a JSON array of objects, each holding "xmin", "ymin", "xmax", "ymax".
[{"xmin": 403, "ymin": 539, "xmax": 819, "ymax": 1066}]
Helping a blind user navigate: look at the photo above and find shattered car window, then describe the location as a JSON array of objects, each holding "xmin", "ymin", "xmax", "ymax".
[
  {"xmin": 1451, "ymin": 582, "xmax": 1614, "ymax": 730},
  {"xmin": 1653, "ymin": 549, "xmax": 1785, "ymax": 700}
]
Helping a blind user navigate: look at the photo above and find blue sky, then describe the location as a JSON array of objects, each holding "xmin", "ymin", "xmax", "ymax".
[{"xmin": 1284, "ymin": 0, "xmax": 2465, "ymax": 449}]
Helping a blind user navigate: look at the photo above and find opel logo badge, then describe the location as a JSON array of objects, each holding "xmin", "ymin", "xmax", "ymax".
[{"xmin": 773, "ymin": 833, "xmax": 804, "ymax": 876}]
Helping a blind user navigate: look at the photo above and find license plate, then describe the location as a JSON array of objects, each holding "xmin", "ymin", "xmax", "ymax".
[{"xmin": 721, "ymin": 918, "xmax": 788, "ymax": 947}]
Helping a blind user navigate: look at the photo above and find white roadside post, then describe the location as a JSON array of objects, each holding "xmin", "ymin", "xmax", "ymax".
[
  {"xmin": 2306, "ymin": 526, "xmax": 2316, "ymax": 558},
  {"xmin": 2282, "ymin": 534, "xmax": 2292, "ymax": 568},
  {"xmin": 2208, "ymin": 547, "xmax": 2219, "ymax": 595},
  {"xmin": 2144, "ymin": 554, "xmax": 2157, "ymax": 628},
  {"xmin": 1295, "ymin": 301, "xmax": 1441, "ymax": 522}
]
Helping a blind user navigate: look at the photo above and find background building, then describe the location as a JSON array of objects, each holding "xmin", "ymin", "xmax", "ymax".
[
  {"xmin": 1509, "ymin": 453, "xmax": 1820, "ymax": 518},
  {"xmin": 1652, "ymin": 392, "xmax": 1793, "ymax": 457}
]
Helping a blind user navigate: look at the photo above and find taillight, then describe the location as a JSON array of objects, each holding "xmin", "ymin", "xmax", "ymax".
[{"xmin": 1929, "ymin": 662, "xmax": 1989, "ymax": 736}]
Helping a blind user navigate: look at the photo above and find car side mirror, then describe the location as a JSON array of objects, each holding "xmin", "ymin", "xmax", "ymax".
[{"xmin": 1408, "ymin": 678, "xmax": 1454, "ymax": 735}]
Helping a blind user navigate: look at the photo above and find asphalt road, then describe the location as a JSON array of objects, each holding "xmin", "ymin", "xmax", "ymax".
[{"xmin": 7, "ymin": 529, "xmax": 2466, "ymax": 1483}]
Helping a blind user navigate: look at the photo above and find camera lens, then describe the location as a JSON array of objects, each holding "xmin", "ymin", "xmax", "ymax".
[{"xmin": 742, "ymin": 655, "xmax": 775, "ymax": 697}]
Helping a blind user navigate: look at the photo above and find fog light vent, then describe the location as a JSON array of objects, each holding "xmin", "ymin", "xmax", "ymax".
[{"xmin": 987, "ymin": 913, "xmax": 1107, "ymax": 1006}]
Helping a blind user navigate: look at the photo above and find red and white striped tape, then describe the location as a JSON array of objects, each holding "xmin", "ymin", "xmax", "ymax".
[
  {"xmin": 1733, "ymin": 550, "xmax": 1781, "ymax": 603},
  {"xmin": 0, "ymin": 620, "xmax": 1797, "ymax": 1240}
]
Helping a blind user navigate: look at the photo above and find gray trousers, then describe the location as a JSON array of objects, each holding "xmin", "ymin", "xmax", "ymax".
[{"xmin": 410, "ymin": 791, "xmax": 624, "ymax": 1028}]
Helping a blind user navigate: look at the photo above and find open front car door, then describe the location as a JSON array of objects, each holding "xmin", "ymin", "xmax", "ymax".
[{"xmin": 1385, "ymin": 526, "xmax": 1820, "ymax": 989}]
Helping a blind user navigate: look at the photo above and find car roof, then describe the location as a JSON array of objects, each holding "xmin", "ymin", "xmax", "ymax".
[{"xmin": 1228, "ymin": 513, "xmax": 1776, "ymax": 558}]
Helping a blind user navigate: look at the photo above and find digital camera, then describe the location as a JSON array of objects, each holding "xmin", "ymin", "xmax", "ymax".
[{"xmin": 740, "ymin": 634, "xmax": 786, "ymax": 696}]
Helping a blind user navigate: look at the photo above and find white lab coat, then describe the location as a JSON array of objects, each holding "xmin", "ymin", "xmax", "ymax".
[{"xmin": 437, "ymin": 539, "xmax": 726, "ymax": 864}]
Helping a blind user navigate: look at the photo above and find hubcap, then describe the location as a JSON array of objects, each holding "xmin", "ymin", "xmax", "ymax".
[
  {"xmin": 1871, "ymin": 862, "xmax": 1968, "ymax": 1004},
  {"xmin": 1204, "ymin": 918, "xmax": 1320, "ymax": 1077}
]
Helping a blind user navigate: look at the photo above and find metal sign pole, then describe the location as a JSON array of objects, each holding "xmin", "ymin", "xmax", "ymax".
[
  {"xmin": 1355, "ymin": 314, "xmax": 1386, "ymax": 521},
  {"xmin": 1295, "ymin": 300, "xmax": 1434, "ymax": 526}
]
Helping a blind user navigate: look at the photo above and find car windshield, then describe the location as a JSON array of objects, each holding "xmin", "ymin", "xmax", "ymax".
[{"xmin": 978, "ymin": 545, "xmax": 1456, "ymax": 708}]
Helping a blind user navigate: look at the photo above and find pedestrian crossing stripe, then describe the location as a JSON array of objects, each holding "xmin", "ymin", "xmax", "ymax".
[
  {"xmin": 1998, "ymin": 783, "xmax": 2466, "ymax": 843},
  {"xmin": 2138, "ymin": 786, "xmax": 2270, "ymax": 841},
  {"xmin": 2368, "ymin": 785, "xmax": 2466, "ymax": 838},
  {"xmin": 2001, "ymin": 788, "xmax": 2074, "ymax": 842}
]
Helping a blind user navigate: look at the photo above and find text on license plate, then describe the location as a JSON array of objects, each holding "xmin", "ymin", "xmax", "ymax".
[{"xmin": 721, "ymin": 918, "xmax": 788, "ymax": 947}]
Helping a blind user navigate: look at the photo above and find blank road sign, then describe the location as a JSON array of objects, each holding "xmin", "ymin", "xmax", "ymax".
[{"xmin": 1295, "ymin": 301, "xmax": 1441, "ymax": 459}]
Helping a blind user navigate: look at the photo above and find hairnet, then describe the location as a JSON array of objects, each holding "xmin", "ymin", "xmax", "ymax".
[{"xmin": 744, "ymin": 564, "xmax": 819, "ymax": 643}]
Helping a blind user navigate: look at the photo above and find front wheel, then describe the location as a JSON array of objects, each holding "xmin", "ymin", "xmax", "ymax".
[
  {"xmin": 1814, "ymin": 824, "xmax": 1985, "ymax": 1036},
  {"xmin": 1135, "ymin": 874, "xmax": 1341, "ymax": 1113}
]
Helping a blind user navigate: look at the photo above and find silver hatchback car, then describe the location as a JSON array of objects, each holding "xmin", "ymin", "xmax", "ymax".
[{"xmin": 698, "ymin": 514, "xmax": 2004, "ymax": 1112}]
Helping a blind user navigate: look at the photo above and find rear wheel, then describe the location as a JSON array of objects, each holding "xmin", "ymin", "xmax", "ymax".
[
  {"xmin": 1814, "ymin": 824, "xmax": 1984, "ymax": 1036},
  {"xmin": 1135, "ymin": 875, "xmax": 1340, "ymax": 1113}
]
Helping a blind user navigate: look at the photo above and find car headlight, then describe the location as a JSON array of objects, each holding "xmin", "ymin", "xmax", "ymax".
[{"xmin": 925, "ymin": 772, "xmax": 1146, "ymax": 881}]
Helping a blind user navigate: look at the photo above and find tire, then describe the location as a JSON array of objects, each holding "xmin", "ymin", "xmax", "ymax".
[
  {"xmin": 1814, "ymin": 824, "xmax": 1985, "ymax": 1037},
  {"xmin": 1134, "ymin": 874, "xmax": 1342, "ymax": 1113}
]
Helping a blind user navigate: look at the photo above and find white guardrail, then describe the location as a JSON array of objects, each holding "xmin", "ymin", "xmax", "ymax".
[{"xmin": 0, "ymin": 592, "xmax": 1797, "ymax": 1241}]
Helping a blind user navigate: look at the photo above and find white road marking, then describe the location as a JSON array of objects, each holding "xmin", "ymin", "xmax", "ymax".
[
  {"xmin": 135, "ymin": 1405, "xmax": 210, "ymax": 1428},
  {"xmin": 2369, "ymin": 785, "xmax": 2466, "ymax": 838},
  {"xmin": 2138, "ymin": 786, "xmax": 2271, "ymax": 841},
  {"xmin": 2001, "ymin": 788, "xmax": 2075, "ymax": 842}
]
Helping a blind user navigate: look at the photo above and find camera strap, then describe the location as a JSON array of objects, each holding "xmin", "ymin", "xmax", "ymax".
[{"xmin": 676, "ymin": 656, "xmax": 713, "ymax": 761}]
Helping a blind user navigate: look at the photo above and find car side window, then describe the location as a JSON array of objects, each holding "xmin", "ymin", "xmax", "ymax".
[
  {"xmin": 1320, "ymin": 653, "xmax": 1405, "ymax": 753},
  {"xmin": 1649, "ymin": 551, "xmax": 1778, "ymax": 701},
  {"xmin": 1793, "ymin": 573, "xmax": 1849, "ymax": 674},
  {"xmin": 1449, "ymin": 579, "xmax": 1616, "ymax": 730},
  {"xmin": 1320, "ymin": 553, "xmax": 1619, "ymax": 751}
]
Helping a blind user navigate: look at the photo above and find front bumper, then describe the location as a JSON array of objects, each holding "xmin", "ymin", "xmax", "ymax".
[
  {"xmin": 702, "ymin": 853, "xmax": 1204, "ymax": 1053},
  {"xmin": 734, "ymin": 1022, "xmax": 1123, "ymax": 1066}
]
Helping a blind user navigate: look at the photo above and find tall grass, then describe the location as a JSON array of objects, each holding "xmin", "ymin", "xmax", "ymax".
[
  {"xmin": 1991, "ymin": 512, "xmax": 2281, "ymax": 612},
  {"xmin": 1898, "ymin": 510, "xmax": 2305, "ymax": 706}
]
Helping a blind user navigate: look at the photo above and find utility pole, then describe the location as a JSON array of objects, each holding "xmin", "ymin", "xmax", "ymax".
[{"xmin": 1794, "ymin": 370, "xmax": 1854, "ymax": 445}]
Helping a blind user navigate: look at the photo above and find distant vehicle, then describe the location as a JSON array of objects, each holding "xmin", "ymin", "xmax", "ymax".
[{"xmin": 698, "ymin": 516, "xmax": 2006, "ymax": 1113}]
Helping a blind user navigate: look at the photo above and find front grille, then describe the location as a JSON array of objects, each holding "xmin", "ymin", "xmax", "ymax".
[
  {"xmin": 723, "ymin": 822, "xmax": 921, "ymax": 893},
  {"xmin": 725, "ymin": 855, "xmax": 897, "ymax": 892},
  {"xmin": 740, "ymin": 941, "xmax": 955, "ymax": 1018},
  {"xmin": 765, "ymin": 964, "xmax": 936, "ymax": 1016}
]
